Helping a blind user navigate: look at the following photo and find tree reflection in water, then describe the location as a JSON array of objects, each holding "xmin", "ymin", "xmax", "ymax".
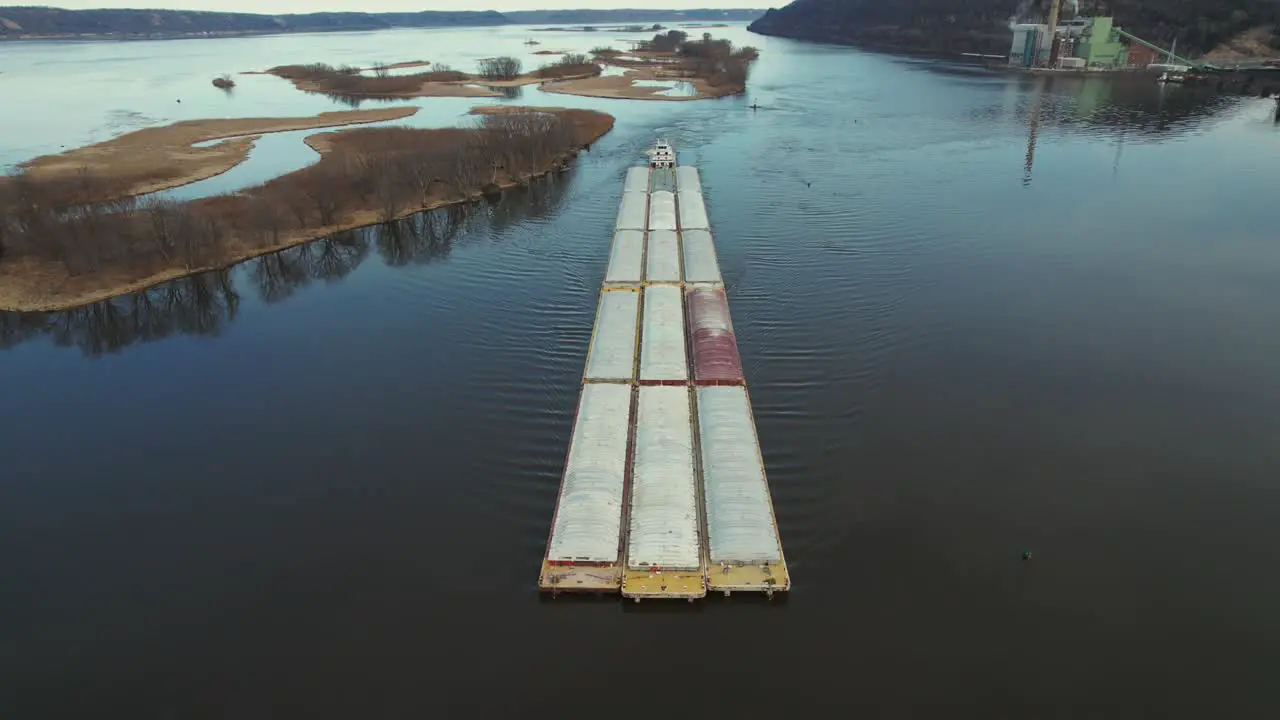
[
  {"xmin": 484, "ymin": 166, "xmax": 574, "ymax": 235},
  {"xmin": 375, "ymin": 204, "xmax": 471, "ymax": 266},
  {"xmin": 0, "ymin": 271, "xmax": 238, "ymax": 357},
  {"xmin": 0, "ymin": 171, "xmax": 574, "ymax": 356}
]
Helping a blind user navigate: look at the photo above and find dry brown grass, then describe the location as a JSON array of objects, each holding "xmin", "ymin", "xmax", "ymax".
[{"xmin": 14, "ymin": 107, "xmax": 421, "ymax": 202}]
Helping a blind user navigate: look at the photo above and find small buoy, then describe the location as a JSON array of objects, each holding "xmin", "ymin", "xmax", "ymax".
[{"xmin": 1021, "ymin": 549, "xmax": 1032, "ymax": 560}]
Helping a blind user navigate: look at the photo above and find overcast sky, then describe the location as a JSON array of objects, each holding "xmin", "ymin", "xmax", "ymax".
[{"xmin": 40, "ymin": 1, "xmax": 760, "ymax": 11}]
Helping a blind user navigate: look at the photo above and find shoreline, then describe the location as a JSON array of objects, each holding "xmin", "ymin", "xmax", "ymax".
[
  {"xmin": 0, "ymin": 107, "xmax": 615, "ymax": 313},
  {"xmin": 13, "ymin": 107, "xmax": 422, "ymax": 201}
]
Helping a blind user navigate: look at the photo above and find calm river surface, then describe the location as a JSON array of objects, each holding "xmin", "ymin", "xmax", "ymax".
[{"xmin": 3, "ymin": 24, "xmax": 1280, "ymax": 717}]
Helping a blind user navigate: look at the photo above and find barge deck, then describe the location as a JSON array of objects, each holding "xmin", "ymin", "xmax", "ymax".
[{"xmin": 539, "ymin": 140, "xmax": 789, "ymax": 600}]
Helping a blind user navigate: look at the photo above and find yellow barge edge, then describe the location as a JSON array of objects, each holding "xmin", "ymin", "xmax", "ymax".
[
  {"xmin": 539, "ymin": 560, "xmax": 623, "ymax": 594},
  {"xmin": 621, "ymin": 566, "xmax": 707, "ymax": 601}
]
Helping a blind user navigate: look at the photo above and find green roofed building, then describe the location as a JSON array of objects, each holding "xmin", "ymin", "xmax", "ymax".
[{"xmin": 1077, "ymin": 17, "xmax": 1129, "ymax": 68}]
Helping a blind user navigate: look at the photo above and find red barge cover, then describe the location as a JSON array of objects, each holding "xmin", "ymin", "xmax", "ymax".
[{"xmin": 686, "ymin": 287, "xmax": 744, "ymax": 385}]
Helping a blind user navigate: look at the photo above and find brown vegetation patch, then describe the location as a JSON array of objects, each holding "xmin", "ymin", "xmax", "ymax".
[
  {"xmin": 13, "ymin": 107, "xmax": 421, "ymax": 202},
  {"xmin": 0, "ymin": 108, "xmax": 615, "ymax": 311},
  {"xmin": 539, "ymin": 71, "xmax": 715, "ymax": 101},
  {"xmin": 542, "ymin": 31, "xmax": 757, "ymax": 100},
  {"xmin": 268, "ymin": 62, "xmax": 484, "ymax": 98},
  {"xmin": 265, "ymin": 58, "xmax": 601, "ymax": 99},
  {"xmin": 1203, "ymin": 25, "xmax": 1280, "ymax": 61}
]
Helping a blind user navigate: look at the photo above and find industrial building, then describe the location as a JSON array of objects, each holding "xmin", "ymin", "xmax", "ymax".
[
  {"xmin": 1009, "ymin": 16, "xmax": 1129, "ymax": 69},
  {"xmin": 1006, "ymin": 1, "xmax": 1191, "ymax": 71}
]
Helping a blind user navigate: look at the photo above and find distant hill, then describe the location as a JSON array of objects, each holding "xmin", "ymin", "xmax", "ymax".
[
  {"xmin": 0, "ymin": 6, "xmax": 767, "ymax": 41},
  {"xmin": 747, "ymin": 0, "xmax": 1280, "ymax": 59},
  {"xmin": 505, "ymin": 9, "xmax": 765, "ymax": 24},
  {"xmin": 0, "ymin": 7, "xmax": 506, "ymax": 39}
]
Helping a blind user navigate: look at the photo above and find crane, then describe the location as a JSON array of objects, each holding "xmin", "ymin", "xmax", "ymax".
[{"xmin": 1114, "ymin": 28, "xmax": 1201, "ymax": 69}]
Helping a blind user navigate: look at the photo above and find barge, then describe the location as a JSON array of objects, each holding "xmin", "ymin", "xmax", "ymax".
[{"xmin": 539, "ymin": 139, "xmax": 790, "ymax": 600}]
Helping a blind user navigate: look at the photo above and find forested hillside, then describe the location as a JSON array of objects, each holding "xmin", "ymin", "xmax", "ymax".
[
  {"xmin": 748, "ymin": 0, "xmax": 1280, "ymax": 58},
  {"xmin": 0, "ymin": 7, "xmax": 507, "ymax": 39},
  {"xmin": 0, "ymin": 6, "xmax": 766, "ymax": 40},
  {"xmin": 504, "ymin": 9, "xmax": 764, "ymax": 24}
]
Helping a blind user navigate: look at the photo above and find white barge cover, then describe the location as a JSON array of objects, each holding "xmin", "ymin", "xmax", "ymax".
[
  {"xmin": 648, "ymin": 191, "xmax": 677, "ymax": 232},
  {"xmin": 627, "ymin": 386, "xmax": 701, "ymax": 569},
  {"xmin": 605, "ymin": 230, "xmax": 644, "ymax": 286},
  {"xmin": 616, "ymin": 192, "xmax": 648, "ymax": 231},
  {"xmin": 676, "ymin": 166, "xmax": 701, "ymax": 194},
  {"xmin": 677, "ymin": 190, "xmax": 710, "ymax": 231},
  {"xmin": 696, "ymin": 386, "xmax": 782, "ymax": 563},
  {"xmin": 584, "ymin": 290, "xmax": 640, "ymax": 382},
  {"xmin": 650, "ymin": 167, "xmax": 677, "ymax": 193},
  {"xmin": 681, "ymin": 229, "xmax": 722, "ymax": 284},
  {"xmin": 624, "ymin": 166, "xmax": 651, "ymax": 194},
  {"xmin": 639, "ymin": 285, "xmax": 687, "ymax": 383},
  {"xmin": 547, "ymin": 383, "xmax": 633, "ymax": 563},
  {"xmin": 645, "ymin": 230, "xmax": 681, "ymax": 284}
]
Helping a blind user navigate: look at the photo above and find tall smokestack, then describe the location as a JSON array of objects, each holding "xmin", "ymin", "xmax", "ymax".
[{"xmin": 1044, "ymin": 0, "xmax": 1062, "ymax": 66}]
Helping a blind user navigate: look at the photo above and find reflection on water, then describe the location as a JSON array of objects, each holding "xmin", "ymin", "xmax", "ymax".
[
  {"xmin": 249, "ymin": 230, "xmax": 368, "ymax": 304},
  {"xmin": 974, "ymin": 73, "xmax": 1238, "ymax": 140},
  {"xmin": 0, "ymin": 171, "xmax": 574, "ymax": 356},
  {"xmin": 487, "ymin": 85, "xmax": 524, "ymax": 100},
  {"xmin": 374, "ymin": 205, "xmax": 468, "ymax": 267},
  {"xmin": 959, "ymin": 73, "xmax": 1250, "ymax": 186},
  {"xmin": 0, "ymin": 272, "xmax": 239, "ymax": 357},
  {"xmin": 631, "ymin": 79, "xmax": 699, "ymax": 97}
]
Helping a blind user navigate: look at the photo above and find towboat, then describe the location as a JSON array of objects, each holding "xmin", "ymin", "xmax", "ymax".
[{"xmin": 647, "ymin": 138, "xmax": 675, "ymax": 169}]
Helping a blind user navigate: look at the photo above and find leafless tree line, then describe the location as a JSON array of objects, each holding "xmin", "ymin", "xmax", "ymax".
[
  {"xmin": 0, "ymin": 112, "xmax": 586, "ymax": 284},
  {"xmin": 0, "ymin": 172, "xmax": 222, "ymax": 276}
]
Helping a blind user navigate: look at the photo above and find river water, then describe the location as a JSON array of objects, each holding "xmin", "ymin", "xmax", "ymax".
[{"xmin": 3, "ymin": 24, "xmax": 1280, "ymax": 717}]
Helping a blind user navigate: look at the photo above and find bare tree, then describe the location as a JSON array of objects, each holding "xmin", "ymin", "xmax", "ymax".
[
  {"xmin": 477, "ymin": 56, "xmax": 522, "ymax": 80},
  {"xmin": 299, "ymin": 174, "xmax": 343, "ymax": 226},
  {"xmin": 142, "ymin": 197, "xmax": 181, "ymax": 262}
]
